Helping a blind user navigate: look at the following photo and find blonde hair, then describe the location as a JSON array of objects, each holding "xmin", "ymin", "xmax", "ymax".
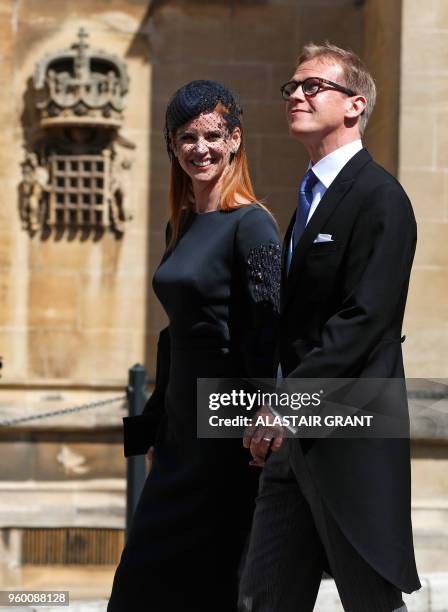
[
  {"xmin": 167, "ymin": 103, "xmax": 270, "ymax": 249},
  {"xmin": 297, "ymin": 42, "xmax": 376, "ymax": 135}
]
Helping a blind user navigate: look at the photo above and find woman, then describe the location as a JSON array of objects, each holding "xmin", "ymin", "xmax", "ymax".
[{"xmin": 108, "ymin": 80, "xmax": 280, "ymax": 612}]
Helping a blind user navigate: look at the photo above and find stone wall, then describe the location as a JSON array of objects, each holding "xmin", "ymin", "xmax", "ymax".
[
  {"xmin": 400, "ymin": 0, "xmax": 448, "ymax": 377},
  {"xmin": 0, "ymin": 1, "xmax": 151, "ymax": 393}
]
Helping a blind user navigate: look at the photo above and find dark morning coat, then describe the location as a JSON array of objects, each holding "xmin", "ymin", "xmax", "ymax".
[{"xmin": 279, "ymin": 148, "xmax": 421, "ymax": 593}]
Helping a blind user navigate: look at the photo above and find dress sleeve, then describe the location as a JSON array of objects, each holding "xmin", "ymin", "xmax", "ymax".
[
  {"xmin": 142, "ymin": 326, "xmax": 170, "ymax": 416},
  {"xmin": 234, "ymin": 206, "xmax": 281, "ymax": 377},
  {"xmin": 122, "ymin": 223, "xmax": 172, "ymax": 457}
]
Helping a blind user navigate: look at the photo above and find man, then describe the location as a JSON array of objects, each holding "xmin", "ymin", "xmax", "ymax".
[{"xmin": 239, "ymin": 43, "xmax": 420, "ymax": 612}]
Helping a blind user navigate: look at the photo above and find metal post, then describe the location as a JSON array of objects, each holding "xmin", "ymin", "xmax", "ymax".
[{"xmin": 126, "ymin": 363, "xmax": 147, "ymax": 539}]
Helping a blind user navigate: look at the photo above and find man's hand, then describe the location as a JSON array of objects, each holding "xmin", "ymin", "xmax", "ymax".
[{"xmin": 243, "ymin": 406, "xmax": 284, "ymax": 468}]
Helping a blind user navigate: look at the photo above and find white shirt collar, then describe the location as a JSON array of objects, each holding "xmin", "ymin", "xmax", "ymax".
[{"xmin": 309, "ymin": 140, "xmax": 363, "ymax": 189}]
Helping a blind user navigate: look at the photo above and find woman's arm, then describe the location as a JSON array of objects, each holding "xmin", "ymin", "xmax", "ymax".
[{"xmin": 234, "ymin": 206, "xmax": 281, "ymax": 377}]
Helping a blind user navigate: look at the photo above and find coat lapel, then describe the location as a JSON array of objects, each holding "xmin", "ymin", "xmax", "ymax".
[{"xmin": 283, "ymin": 148, "xmax": 372, "ymax": 311}]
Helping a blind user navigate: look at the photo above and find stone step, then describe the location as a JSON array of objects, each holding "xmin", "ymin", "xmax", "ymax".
[
  {"xmin": 411, "ymin": 497, "xmax": 448, "ymax": 573},
  {"xmin": 0, "ymin": 479, "xmax": 125, "ymax": 529},
  {"xmin": 412, "ymin": 497, "xmax": 448, "ymax": 553}
]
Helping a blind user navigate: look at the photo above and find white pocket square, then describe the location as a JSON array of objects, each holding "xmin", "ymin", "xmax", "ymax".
[{"xmin": 313, "ymin": 233, "xmax": 333, "ymax": 243}]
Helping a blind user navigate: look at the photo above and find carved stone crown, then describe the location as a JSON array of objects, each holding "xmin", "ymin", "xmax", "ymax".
[{"xmin": 33, "ymin": 28, "xmax": 130, "ymax": 128}]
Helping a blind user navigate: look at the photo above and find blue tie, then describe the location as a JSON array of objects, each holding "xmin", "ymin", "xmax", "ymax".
[{"xmin": 293, "ymin": 169, "xmax": 318, "ymax": 248}]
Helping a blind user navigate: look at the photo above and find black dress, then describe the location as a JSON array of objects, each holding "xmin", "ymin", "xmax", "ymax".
[{"xmin": 108, "ymin": 205, "xmax": 281, "ymax": 612}]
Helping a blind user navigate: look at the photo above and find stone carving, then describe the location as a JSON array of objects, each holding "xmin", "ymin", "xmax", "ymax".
[
  {"xmin": 56, "ymin": 445, "xmax": 90, "ymax": 476},
  {"xmin": 20, "ymin": 153, "xmax": 50, "ymax": 232},
  {"xmin": 21, "ymin": 28, "xmax": 134, "ymax": 234},
  {"xmin": 33, "ymin": 27, "xmax": 129, "ymax": 128}
]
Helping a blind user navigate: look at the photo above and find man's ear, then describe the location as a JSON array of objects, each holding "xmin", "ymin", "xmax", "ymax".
[{"xmin": 346, "ymin": 95, "xmax": 367, "ymax": 120}]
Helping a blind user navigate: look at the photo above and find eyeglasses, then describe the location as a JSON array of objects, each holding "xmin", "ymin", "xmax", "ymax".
[{"xmin": 280, "ymin": 77, "xmax": 356, "ymax": 101}]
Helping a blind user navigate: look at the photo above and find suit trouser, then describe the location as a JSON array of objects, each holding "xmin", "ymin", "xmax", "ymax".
[{"xmin": 238, "ymin": 440, "xmax": 405, "ymax": 612}]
